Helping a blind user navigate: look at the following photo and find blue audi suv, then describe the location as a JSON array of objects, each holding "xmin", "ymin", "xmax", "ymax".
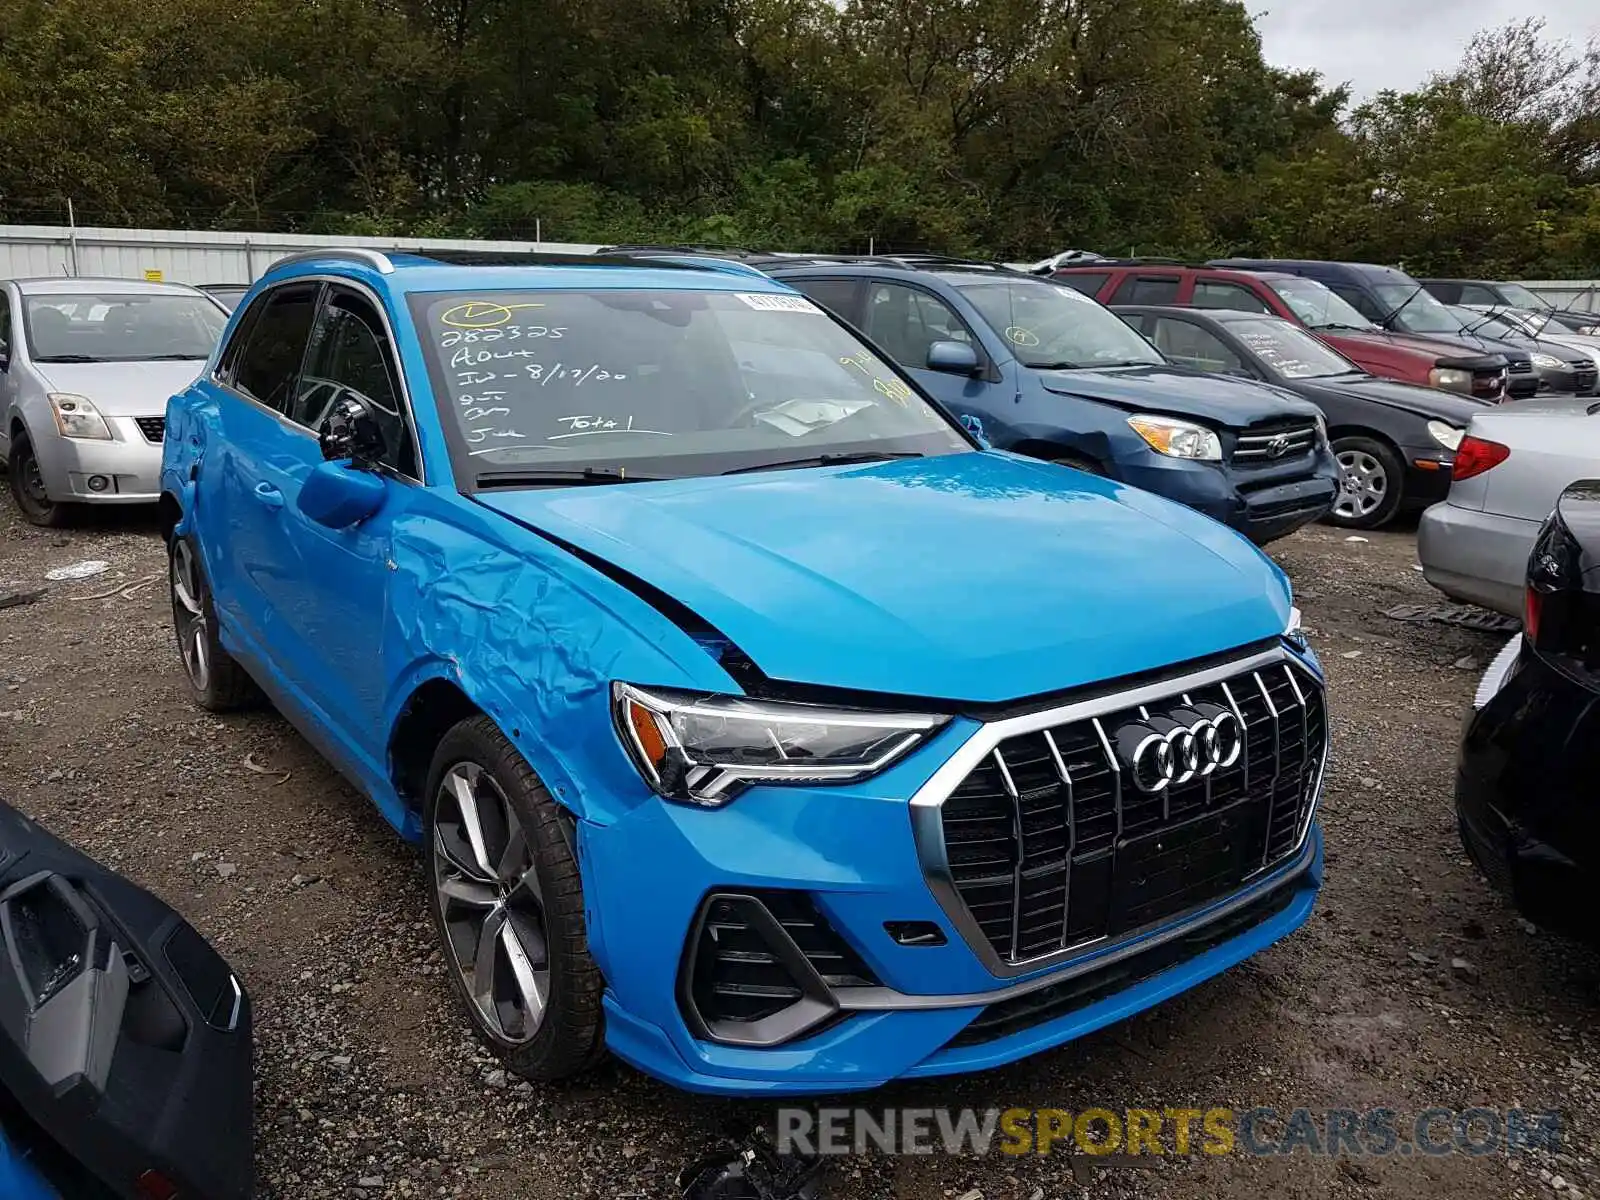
[{"xmin": 159, "ymin": 248, "xmax": 1327, "ymax": 1094}]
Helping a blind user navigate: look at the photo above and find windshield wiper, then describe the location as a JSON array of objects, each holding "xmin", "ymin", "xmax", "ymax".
[
  {"xmin": 133, "ymin": 352, "xmax": 207, "ymax": 361},
  {"xmin": 1378, "ymin": 285, "xmax": 1425, "ymax": 329},
  {"xmin": 1315, "ymin": 322, "xmax": 1376, "ymax": 333},
  {"xmin": 474, "ymin": 467, "xmax": 670, "ymax": 489},
  {"xmin": 721, "ymin": 451, "xmax": 923, "ymax": 475},
  {"xmin": 33, "ymin": 354, "xmax": 102, "ymax": 363}
]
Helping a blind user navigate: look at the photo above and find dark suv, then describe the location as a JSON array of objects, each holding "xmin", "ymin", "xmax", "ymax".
[
  {"xmin": 1054, "ymin": 263, "xmax": 1518, "ymax": 402},
  {"xmin": 706, "ymin": 253, "xmax": 1340, "ymax": 543},
  {"xmin": 1210, "ymin": 259, "xmax": 1542, "ymax": 398}
]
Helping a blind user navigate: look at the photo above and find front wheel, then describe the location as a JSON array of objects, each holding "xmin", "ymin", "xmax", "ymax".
[
  {"xmin": 1328, "ymin": 436, "xmax": 1403, "ymax": 529},
  {"xmin": 7, "ymin": 433, "xmax": 72, "ymax": 527},
  {"xmin": 424, "ymin": 716, "xmax": 605, "ymax": 1081}
]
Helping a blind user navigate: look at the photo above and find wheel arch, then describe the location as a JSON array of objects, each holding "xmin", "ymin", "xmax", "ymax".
[{"xmin": 388, "ymin": 677, "xmax": 488, "ymax": 821}]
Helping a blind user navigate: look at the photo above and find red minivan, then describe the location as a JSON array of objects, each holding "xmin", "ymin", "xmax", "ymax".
[{"xmin": 1053, "ymin": 264, "xmax": 1515, "ymax": 402}]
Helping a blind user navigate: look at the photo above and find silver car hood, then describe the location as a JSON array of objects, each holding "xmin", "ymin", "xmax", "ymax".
[{"xmin": 33, "ymin": 359, "xmax": 207, "ymax": 417}]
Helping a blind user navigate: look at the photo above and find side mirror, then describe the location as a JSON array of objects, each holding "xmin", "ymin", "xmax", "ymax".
[
  {"xmin": 317, "ymin": 393, "xmax": 386, "ymax": 469},
  {"xmin": 298, "ymin": 460, "xmax": 386, "ymax": 529},
  {"xmin": 926, "ymin": 340, "xmax": 979, "ymax": 375}
]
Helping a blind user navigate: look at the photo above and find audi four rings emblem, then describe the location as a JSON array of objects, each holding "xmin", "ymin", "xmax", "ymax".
[{"xmin": 1114, "ymin": 704, "xmax": 1243, "ymax": 793}]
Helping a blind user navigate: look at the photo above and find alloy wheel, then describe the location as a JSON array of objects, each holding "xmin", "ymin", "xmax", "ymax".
[
  {"xmin": 432, "ymin": 762, "xmax": 550, "ymax": 1045},
  {"xmin": 170, "ymin": 540, "xmax": 211, "ymax": 692},
  {"xmin": 1333, "ymin": 449, "xmax": 1388, "ymax": 521}
]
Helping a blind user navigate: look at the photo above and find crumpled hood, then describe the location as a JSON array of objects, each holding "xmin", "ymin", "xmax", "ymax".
[
  {"xmin": 33, "ymin": 360, "xmax": 206, "ymax": 417},
  {"xmin": 475, "ymin": 452, "xmax": 1292, "ymax": 703},
  {"xmin": 1037, "ymin": 364, "xmax": 1319, "ymax": 427},
  {"xmin": 1302, "ymin": 376, "xmax": 1493, "ymax": 424}
]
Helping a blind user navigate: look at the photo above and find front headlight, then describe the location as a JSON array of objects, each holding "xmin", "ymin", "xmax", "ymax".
[
  {"xmin": 1531, "ymin": 353, "xmax": 1565, "ymax": 370},
  {"xmin": 1284, "ymin": 605, "xmax": 1308, "ymax": 651},
  {"xmin": 1126, "ymin": 414, "xmax": 1222, "ymax": 461},
  {"xmin": 612, "ymin": 683, "xmax": 948, "ymax": 806},
  {"xmin": 1426, "ymin": 420, "xmax": 1464, "ymax": 451},
  {"xmin": 47, "ymin": 393, "xmax": 112, "ymax": 441},
  {"xmin": 1427, "ymin": 367, "xmax": 1473, "ymax": 392}
]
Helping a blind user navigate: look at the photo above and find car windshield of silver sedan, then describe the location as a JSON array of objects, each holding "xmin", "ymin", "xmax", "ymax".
[
  {"xmin": 23, "ymin": 293, "xmax": 227, "ymax": 362},
  {"xmin": 1231, "ymin": 318, "xmax": 1365, "ymax": 379},
  {"xmin": 947, "ymin": 275, "xmax": 1164, "ymax": 369},
  {"xmin": 411, "ymin": 289, "xmax": 969, "ymax": 483}
]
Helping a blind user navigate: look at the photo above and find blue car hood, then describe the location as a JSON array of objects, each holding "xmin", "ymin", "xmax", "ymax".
[
  {"xmin": 475, "ymin": 453, "xmax": 1292, "ymax": 703},
  {"xmin": 1038, "ymin": 365, "xmax": 1318, "ymax": 426}
]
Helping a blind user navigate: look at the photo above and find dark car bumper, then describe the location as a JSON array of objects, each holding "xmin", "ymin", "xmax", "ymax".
[
  {"xmin": 1535, "ymin": 363, "xmax": 1599, "ymax": 396},
  {"xmin": 1114, "ymin": 448, "xmax": 1339, "ymax": 544},
  {"xmin": 1457, "ymin": 642, "xmax": 1600, "ymax": 938},
  {"xmin": 1399, "ymin": 445, "xmax": 1455, "ymax": 509}
]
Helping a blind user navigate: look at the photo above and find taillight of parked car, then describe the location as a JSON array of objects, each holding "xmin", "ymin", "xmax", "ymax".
[
  {"xmin": 1452, "ymin": 435, "xmax": 1510, "ymax": 482},
  {"xmin": 1524, "ymin": 502, "xmax": 1594, "ymax": 667}
]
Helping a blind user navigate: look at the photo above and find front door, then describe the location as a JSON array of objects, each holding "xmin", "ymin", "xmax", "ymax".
[
  {"xmin": 856, "ymin": 280, "xmax": 996, "ymax": 420},
  {"xmin": 265, "ymin": 285, "xmax": 420, "ymax": 765}
]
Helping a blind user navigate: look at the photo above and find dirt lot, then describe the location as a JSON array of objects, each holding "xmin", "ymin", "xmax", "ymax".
[{"xmin": 0, "ymin": 500, "xmax": 1595, "ymax": 1200}]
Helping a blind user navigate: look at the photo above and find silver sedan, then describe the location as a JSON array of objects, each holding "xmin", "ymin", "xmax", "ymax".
[
  {"xmin": 0, "ymin": 278, "xmax": 228, "ymax": 525},
  {"xmin": 1418, "ymin": 396, "xmax": 1600, "ymax": 615}
]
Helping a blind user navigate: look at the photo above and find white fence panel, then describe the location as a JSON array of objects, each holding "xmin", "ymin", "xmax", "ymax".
[
  {"xmin": 1509, "ymin": 280, "xmax": 1600, "ymax": 314},
  {"xmin": 0, "ymin": 225, "xmax": 605, "ymax": 285}
]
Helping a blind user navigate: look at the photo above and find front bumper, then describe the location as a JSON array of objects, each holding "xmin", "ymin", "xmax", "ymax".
[
  {"xmin": 30, "ymin": 416, "xmax": 164, "ymax": 503},
  {"xmin": 1398, "ymin": 445, "xmax": 1454, "ymax": 510},
  {"xmin": 1417, "ymin": 501, "xmax": 1537, "ymax": 617},
  {"xmin": 1457, "ymin": 643, "xmax": 1600, "ymax": 939},
  {"xmin": 584, "ymin": 646, "xmax": 1327, "ymax": 1095},
  {"xmin": 1112, "ymin": 448, "xmax": 1339, "ymax": 545}
]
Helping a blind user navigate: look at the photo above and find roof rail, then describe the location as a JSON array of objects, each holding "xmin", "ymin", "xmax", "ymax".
[
  {"xmin": 599, "ymin": 242, "xmax": 768, "ymax": 260},
  {"xmin": 629, "ymin": 254, "xmax": 771, "ymax": 280},
  {"xmin": 266, "ymin": 248, "xmax": 395, "ymax": 275}
]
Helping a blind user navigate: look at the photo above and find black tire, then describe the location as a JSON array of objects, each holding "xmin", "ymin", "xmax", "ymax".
[
  {"xmin": 7, "ymin": 433, "xmax": 73, "ymax": 527},
  {"xmin": 423, "ymin": 716, "xmax": 605, "ymax": 1082},
  {"xmin": 1327, "ymin": 435, "xmax": 1404, "ymax": 530},
  {"xmin": 168, "ymin": 535, "xmax": 259, "ymax": 711}
]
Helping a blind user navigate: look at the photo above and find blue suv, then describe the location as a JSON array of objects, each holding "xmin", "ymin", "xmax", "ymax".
[
  {"xmin": 160, "ymin": 248, "xmax": 1327, "ymax": 1094},
  {"xmin": 616, "ymin": 252, "xmax": 1339, "ymax": 544}
]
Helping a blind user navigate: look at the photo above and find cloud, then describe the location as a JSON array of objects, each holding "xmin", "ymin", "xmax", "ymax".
[{"xmin": 1255, "ymin": 0, "xmax": 1599, "ymax": 101}]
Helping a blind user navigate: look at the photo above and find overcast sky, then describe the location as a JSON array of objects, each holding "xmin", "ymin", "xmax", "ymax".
[{"xmin": 1255, "ymin": 2, "xmax": 1599, "ymax": 101}]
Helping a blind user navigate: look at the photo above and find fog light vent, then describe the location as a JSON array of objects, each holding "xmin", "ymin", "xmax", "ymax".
[{"xmin": 680, "ymin": 889, "xmax": 879, "ymax": 1047}]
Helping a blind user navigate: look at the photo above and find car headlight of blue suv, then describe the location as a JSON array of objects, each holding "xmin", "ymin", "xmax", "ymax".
[{"xmin": 613, "ymin": 683, "xmax": 948, "ymax": 805}]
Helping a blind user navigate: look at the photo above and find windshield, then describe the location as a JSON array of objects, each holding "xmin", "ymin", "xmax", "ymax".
[
  {"xmin": 1457, "ymin": 309, "xmax": 1529, "ymax": 341},
  {"xmin": 23, "ymin": 293, "xmax": 227, "ymax": 362},
  {"xmin": 945, "ymin": 276, "xmax": 1164, "ymax": 369},
  {"xmin": 1370, "ymin": 282, "xmax": 1466, "ymax": 334},
  {"xmin": 1230, "ymin": 319, "xmax": 1363, "ymax": 379},
  {"xmin": 411, "ymin": 289, "xmax": 970, "ymax": 482},
  {"xmin": 1498, "ymin": 283, "xmax": 1547, "ymax": 310},
  {"xmin": 1266, "ymin": 277, "xmax": 1375, "ymax": 331}
]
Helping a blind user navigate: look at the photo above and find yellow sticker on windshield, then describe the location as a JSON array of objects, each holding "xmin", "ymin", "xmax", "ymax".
[{"xmin": 441, "ymin": 300, "xmax": 547, "ymax": 329}]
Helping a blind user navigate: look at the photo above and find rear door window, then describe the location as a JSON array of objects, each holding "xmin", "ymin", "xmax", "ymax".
[
  {"xmin": 782, "ymin": 278, "xmax": 862, "ymax": 324},
  {"xmin": 1111, "ymin": 275, "xmax": 1182, "ymax": 305},
  {"xmin": 1193, "ymin": 280, "xmax": 1270, "ymax": 313},
  {"xmin": 1054, "ymin": 272, "xmax": 1110, "ymax": 297},
  {"xmin": 1145, "ymin": 317, "xmax": 1246, "ymax": 374}
]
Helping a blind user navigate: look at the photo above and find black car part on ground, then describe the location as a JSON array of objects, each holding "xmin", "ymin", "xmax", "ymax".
[
  {"xmin": 679, "ymin": 1132, "xmax": 826, "ymax": 1200},
  {"xmin": 1457, "ymin": 481, "xmax": 1600, "ymax": 939},
  {"xmin": 0, "ymin": 801, "xmax": 253, "ymax": 1200}
]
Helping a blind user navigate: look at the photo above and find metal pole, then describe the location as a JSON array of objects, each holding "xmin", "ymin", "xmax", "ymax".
[
  {"xmin": 535, "ymin": 218, "xmax": 542, "ymax": 250},
  {"xmin": 868, "ymin": 236, "xmax": 874, "ymax": 256},
  {"xmin": 65, "ymin": 198, "xmax": 80, "ymax": 277}
]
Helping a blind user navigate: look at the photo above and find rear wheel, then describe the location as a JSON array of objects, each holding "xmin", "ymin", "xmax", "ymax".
[
  {"xmin": 424, "ymin": 716, "xmax": 604, "ymax": 1081},
  {"xmin": 7, "ymin": 433, "xmax": 72, "ymax": 527},
  {"xmin": 168, "ymin": 535, "xmax": 259, "ymax": 710},
  {"xmin": 1329, "ymin": 436, "xmax": 1403, "ymax": 529}
]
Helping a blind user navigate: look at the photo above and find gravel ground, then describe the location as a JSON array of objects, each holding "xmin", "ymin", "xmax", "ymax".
[{"xmin": 1, "ymin": 500, "xmax": 1596, "ymax": 1200}]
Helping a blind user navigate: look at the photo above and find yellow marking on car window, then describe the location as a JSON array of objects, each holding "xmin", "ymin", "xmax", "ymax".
[{"xmin": 441, "ymin": 300, "xmax": 547, "ymax": 329}]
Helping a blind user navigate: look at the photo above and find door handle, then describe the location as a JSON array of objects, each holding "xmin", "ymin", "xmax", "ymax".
[{"xmin": 251, "ymin": 481, "xmax": 284, "ymax": 510}]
